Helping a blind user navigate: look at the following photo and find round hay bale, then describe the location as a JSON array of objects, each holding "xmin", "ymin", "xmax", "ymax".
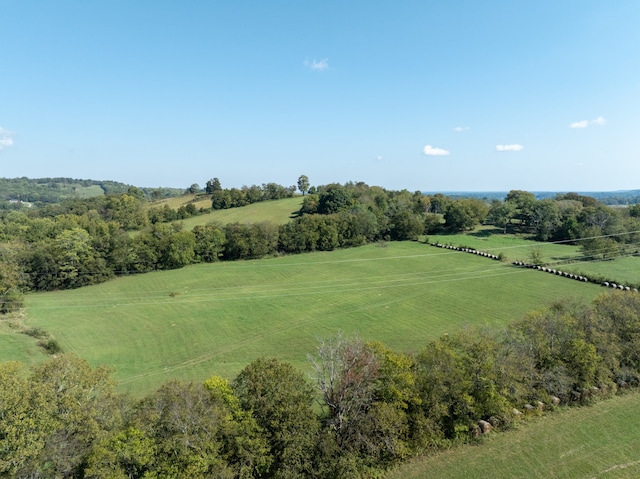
[
  {"xmin": 478, "ymin": 419, "xmax": 492, "ymax": 434},
  {"xmin": 611, "ymin": 283, "xmax": 618, "ymax": 288},
  {"xmin": 603, "ymin": 282, "xmax": 610, "ymax": 287}
]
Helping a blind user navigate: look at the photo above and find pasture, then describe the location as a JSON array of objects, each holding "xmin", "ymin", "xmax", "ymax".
[
  {"xmin": 429, "ymin": 228, "xmax": 640, "ymax": 287},
  {"xmin": 19, "ymin": 240, "xmax": 607, "ymax": 396},
  {"xmin": 386, "ymin": 390, "xmax": 640, "ymax": 479},
  {"xmin": 0, "ymin": 319, "xmax": 43, "ymax": 365},
  {"xmin": 429, "ymin": 228, "xmax": 583, "ymax": 263},
  {"xmin": 146, "ymin": 192, "xmax": 212, "ymax": 210},
  {"xmin": 175, "ymin": 196, "xmax": 303, "ymax": 229}
]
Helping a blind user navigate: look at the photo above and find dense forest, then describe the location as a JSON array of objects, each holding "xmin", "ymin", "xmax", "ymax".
[
  {"xmin": 2, "ymin": 292, "xmax": 640, "ymax": 478},
  {"xmin": 2, "ymin": 179, "xmax": 640, "ymax": 314}
]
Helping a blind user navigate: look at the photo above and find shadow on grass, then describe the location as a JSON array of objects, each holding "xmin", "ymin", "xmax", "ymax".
[{"xmin": 469, "ymin": 227, "xmax": 504, "ymax": 238}]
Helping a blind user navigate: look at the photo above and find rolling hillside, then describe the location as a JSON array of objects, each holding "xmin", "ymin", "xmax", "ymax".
[{"xmin": 19, "ymin": 241, "xmax": 608, "ymax": 396}]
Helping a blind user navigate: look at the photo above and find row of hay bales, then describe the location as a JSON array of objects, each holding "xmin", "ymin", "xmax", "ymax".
[
  {"xmin": 431, "ymin": 243, "xmax": 501, "ymax": 260},
  {"xmin": 429, "ymin": 242, "xmax": 638, "ymax": 291},
  {"xmin": 476, "ymin": 396, "xmax": 566, "ymax": 435},
  {"xmin": 512, "ymin": 261, "xmax": 639, "ymax": 292},
  {"xmin": 477, "ymin": 383, "xmax": 626, "ymax": 435}
]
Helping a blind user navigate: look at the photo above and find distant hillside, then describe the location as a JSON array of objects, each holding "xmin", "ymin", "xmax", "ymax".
[
  {"xmin": 0, "ymin": 177, "xmax": 184, "ymax": 206},
  {"xmin": 426, "ymin": 190, "xmax": 640, "ymax": 205}
]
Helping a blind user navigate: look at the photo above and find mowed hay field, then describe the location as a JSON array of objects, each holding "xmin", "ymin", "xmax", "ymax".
[
  {"xmin": 429, "ymin": 228, "xmax": 640, "ymax": 287},
  {"xmin": 0, "ymin": 320, "xmax": 43, "ymax": 365},
  {"xmin": 177, "ymin": 196, "xmax": 303, "ymax": 229},
  {"xmin": 20, "ymin": 241, "xmax": 608, "ymax": 396},
  {"xmin": 386, "ymin": 390, "xmax": 640, "ymax": 479},
  {"xmin": 148, "ymin": 195, "xmax": 303, "ymax": 230}
]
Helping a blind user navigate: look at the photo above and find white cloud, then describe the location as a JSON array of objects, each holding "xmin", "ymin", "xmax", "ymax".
[
  {"xmin": 453, "ymin": 126, "xmax": 469, "ymax": 132},
  {"xmin": 570, "ymin": 116, "xmax": 606, "ymax": 128},
  {"xmin": 304, "ymin": 58, "xmax": 329, "ymax": 71},
  {"xmin": 496, "ymin": 144, "xmax": 524, "ymax": 152},
  {"xmin": 569, "ymin": 120, "xmax": 589, "ymax": 129},
  {"xmin": 422, "ymin": 144, "xmax": 450, "ymax": 156},
  {"xmin": 0, "ymin": 128, "xmax": 15, "ymax": 150}
]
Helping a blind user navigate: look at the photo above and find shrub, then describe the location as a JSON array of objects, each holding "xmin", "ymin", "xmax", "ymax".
[{"xmin": 38, "ymin": 338, "xmax": 62, "ymax": 355}]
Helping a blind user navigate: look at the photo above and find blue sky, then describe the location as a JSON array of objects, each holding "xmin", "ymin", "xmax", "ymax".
[{"xmin": 1, "ymin": 1, "xmax": 639, "ymax": 192}]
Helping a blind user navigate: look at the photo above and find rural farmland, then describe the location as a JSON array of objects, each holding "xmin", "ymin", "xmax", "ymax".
[{"xmin": 20, "ymin": 239, "xmax": 607, "ymax": 396}]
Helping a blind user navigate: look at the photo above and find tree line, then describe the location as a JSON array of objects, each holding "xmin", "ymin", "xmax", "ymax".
[
  {"xmin": 1, "ymin": 292, "xmax": 639, "ymax": 478},
  {"xmin": 2, "ymin": 180, "xmax": 640, "ymax": 313}
]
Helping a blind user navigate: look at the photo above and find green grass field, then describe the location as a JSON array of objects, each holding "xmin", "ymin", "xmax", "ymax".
[
  {"xmin": 74, "ymin": 184, "xmax": 106, "ymax": 198},
  {"xmin": 429, "ymin": 228, "xmax": 640, "ymax": 287},
  {"xmin": 0, "ymin": 319, "xmax": 43, "ymax": 365},
  {"xmin": 175, "ymin": 196, "xmax": 303, "ymax": 229},
  {"xmin": 429, "ymin": 228, "xmax": 583, "ymax": 263},
  {"xmin": 386, "ymin": 391, "xmax": 640, "ymax": 479},
  {"xmin": 15, "ymin": 241, "xmax": 608, "ymax": 396},
  {"xmin": 148, "ymin": 193, "xmax": 212, "ymax": 211}
]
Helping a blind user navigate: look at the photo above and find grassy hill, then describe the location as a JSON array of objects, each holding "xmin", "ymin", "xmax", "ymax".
[
  {"xmin": 146, "ymin": 192, "xmax": 213, "ymax": 211},
  {"xmin": 386, "ymin": 390, "xmax": 640, "ymax": 479},
  {"xmin": 143, "ymin": 195, "xmax": 303, "ymax": 230},
  {"xmin": 179, "ymin": 196, "xmax": 303, "ymax": 229},
  {"xmin": 17, "ymin": 240, "xmax": 609, "ymax": 396}
]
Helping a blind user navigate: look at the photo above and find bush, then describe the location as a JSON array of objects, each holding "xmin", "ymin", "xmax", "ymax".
[{"xmin": 38, "ymin": 338, "xmax": 62, "ymax": 354}]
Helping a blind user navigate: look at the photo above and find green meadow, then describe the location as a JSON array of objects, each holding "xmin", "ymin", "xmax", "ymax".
[
  {"xmin": 19, "ymin": 240, "xmax": 608, "ymax": 396},
  {"xmin": 429, "ymin": 228, "xmax": 584, "ymax": 263},
  {"xmin": 429, "ymin": 228, "xmax": 640, "ymax": 287},
  {"xmin": 0, "ymin": 320, "xmax": 43, "ymax": 365},
  {"xmin": 387, "ymin": 390, "xmax": 640, "ymax": 479},
  {"xmin": 175, "ymin": 196, "xmax": 303, "ymax": 229},
  {"xmin": 146, "ymin": 194, "xmax": 303, "ymax": 229}
]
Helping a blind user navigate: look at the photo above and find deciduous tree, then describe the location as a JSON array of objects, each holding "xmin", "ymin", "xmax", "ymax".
[
  {"xmin": 234, "ymin": 358, "xmax": 319, "ymax": 478},
  {"xmin": 297, "ymin": 175, "xmax": 310, "ymax": 196}
]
